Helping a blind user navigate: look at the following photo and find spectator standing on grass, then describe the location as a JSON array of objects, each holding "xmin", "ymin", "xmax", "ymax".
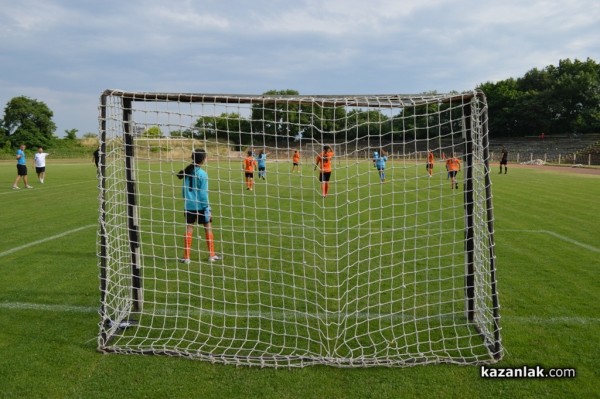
[
  {"xmin": 500, "ymin": 146, "xmax": 508, "ymax": 174},
  {"xmin": 34, "ymin": 146, "xmax": 50, "ymax": 183},
  {"xmin": 12, "ymin": 144, "xmax": 33, "ymax": 189}
]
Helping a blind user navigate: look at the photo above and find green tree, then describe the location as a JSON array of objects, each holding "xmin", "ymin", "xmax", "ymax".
[
  {"xmin": 143, "ymin": 126, "xmax": 163, "ymax": 138},
  {"xmin": 251, "ymin": 90, "xmax": 303, "ymax": 140},
  {"xmin": 479, "ymin": 79, "xmax": 525, "ymax": 137},
  {"xmin": 306, "ymin": 102, "xmax": 346, "ymax": 141},
  {"xmin": 1, "ymin": 96, "xmax": 57, "ymax": 147},
  {"xmin": 546, "ymin": 58, "xmax": 600, "ymax": 134},
  {"xmin": 346, "ymin": 109, "xmax": 390, "ymax": 141},
  {"xmin": 479, "ymin": 58, "xmax": 600, "ymax": 137},
  {"xmin": 64, "ymin": 128, "xmax": 78, "ymax": 140},
  {"xmin": 251, "ymin": 90, "xmax": 347, "ymax": 144},
  {"xmin": 195, "ymin": 112, "xmax": 253, "ymax": 145}
]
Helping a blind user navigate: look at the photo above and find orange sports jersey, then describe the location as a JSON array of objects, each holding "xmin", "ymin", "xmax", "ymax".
[
  {"xmin": 316, "ymin": 150, "xmax": 334, "ymax": 172},
  {"xmin": 446, "ymin": 157, "xmax": 461, "ymax": 172},
  {"xmin": 427, "ymin": 152, "xmax": 434, "ymax": 164},
  {"xmin": 293, "ymin": 152, "xmax": 300, "ymax": 163},
  {"xmin": 243, "ymin": 156, "xmax": 256, "ymax": 172}
]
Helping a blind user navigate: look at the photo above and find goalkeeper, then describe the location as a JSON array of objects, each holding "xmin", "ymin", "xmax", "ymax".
[{"xmin": 176, "ymin": 149, "xmax": 219, "ymax": 263}]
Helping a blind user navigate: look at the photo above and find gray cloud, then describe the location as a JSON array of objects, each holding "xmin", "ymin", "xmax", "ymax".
[{"xmin": 0, "ymin": 0, "xmax": 598, "ymax": 135}]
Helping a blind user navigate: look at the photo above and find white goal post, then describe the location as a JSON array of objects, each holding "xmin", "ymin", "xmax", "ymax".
[{"xmin": 97, "ymin": 89, "xmax": 502, "ymax": 367}]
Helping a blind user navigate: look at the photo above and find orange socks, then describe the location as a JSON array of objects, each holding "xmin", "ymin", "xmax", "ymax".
[
  {"xmin": 206, "ymin": 232, "xmax": 215, "ymax": 257},
  {"xmin": 183, "ymin": 231, "xmax": 193, "ymax": 259},
  {"xmin": 184, "ymin": 231, "xmax": 215, "ymax": 259}
]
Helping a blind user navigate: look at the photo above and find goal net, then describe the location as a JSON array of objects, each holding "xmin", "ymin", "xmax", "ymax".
[{"xmin": 97, "ymin": 89, "xmax": 502, "ymax": 367}]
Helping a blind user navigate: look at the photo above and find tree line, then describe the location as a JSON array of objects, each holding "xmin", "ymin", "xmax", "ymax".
[
  {"xmin": 479, "ymin": 58, "xmax": 600, "ymax": 137},
  {"xmin": 2, "ymin": 58, "xmax": 598, "ymax": 150}
]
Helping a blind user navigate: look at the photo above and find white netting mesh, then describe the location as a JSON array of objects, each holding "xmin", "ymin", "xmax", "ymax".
[{"xmin": 98, "ymin": 90, "xmax": 502, "ymax": 367}]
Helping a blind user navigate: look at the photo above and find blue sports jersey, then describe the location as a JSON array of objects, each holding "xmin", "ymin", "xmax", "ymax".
[
  {"xmin": 182, "ymin": 166, "xmax": 209, "ymax": 211},
  {"xmin": 16, "ymin": 149, "xmax": 26, "ymax": 165},
  {"xmin": 257, "ymin": 153, "xmax": 267, "ymax": 168},
  {"xmin": 375, "ymin": 155, "xmax": 387, "ymax": 169}
]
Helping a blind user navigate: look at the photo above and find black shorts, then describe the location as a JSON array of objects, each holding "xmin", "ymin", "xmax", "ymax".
[
  {"xmin": 36, "ymin": 166, "xmax": 46, "ymax": 173},
  {"xmin": 426, "ymin": 163, "xmax": 433, "ymax": 169},
  {"xmin": 319, "ymin": 172, "xmax": 332, "ymax": 182},
  {"xmin": 245, "ymin": 172, "xmax": 254, "ymax": 179},
  {"xmin": 185, "ymin": 209, "xmax": 212, "ymax": 225},
  {"xmin": 448, "ymin": 171, "xmax": 458, "ymax": 178},
  {"xmin": 17, "ymin": 164, "xmax": 27, "ymax": 176},
  {"xmin": 293, "ymin": 162, "xmax": 299, "ymax": 166},
  {"xmin": 500, "ymin": 159, "xmax": 508, "ymax": 165},
  {"xmin": 258, "ymin": 166, "xmax": 266, "ymax": 172}
]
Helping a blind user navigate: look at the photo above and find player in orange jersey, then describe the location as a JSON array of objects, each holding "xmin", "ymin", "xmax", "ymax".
[
  {"xmin": 243, "ymin": 150, "xmax": 257, "ymax": 191},
  {"xmin": 445, "ymin": 154, "xmax": 461, "ymax": 189},
  {"xmin": 314, "ymin": 145, "xmax": 334, "ymax": 197},
  {"xmin": 292, "ymin": 150, "xmax": 300, "ymax": 172},
  {"xmin": 426, "ymin": 150, "xmax": 434, "ymax": 177}
]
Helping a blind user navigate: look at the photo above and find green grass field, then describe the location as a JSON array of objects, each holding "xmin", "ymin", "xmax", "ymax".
[
  {"xmin": 0, "ymin": 159, "xmax": 598, "ymax": 398},
  {"xmin": 100, "ymin": 158, "xmax": 495, "ymax": 367}
]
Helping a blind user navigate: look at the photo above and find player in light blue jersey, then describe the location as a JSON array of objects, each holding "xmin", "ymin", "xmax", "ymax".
[
  {"xmin": 12, "ymin": 144, "xmax": 33, "ymax": 189},
  {"xmin": 373, "ymin": 148, "xmax": 388, "ymax": 183},
  {"xmin": 257, "ymin": 150, "xmax": 269, "ymax": 180},
  {"xmin": 176, "ymin": 149, "xmax": 219, "ymax": 263}
]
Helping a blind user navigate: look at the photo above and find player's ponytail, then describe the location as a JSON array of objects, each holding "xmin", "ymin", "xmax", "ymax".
[
  {"xmin": 176, "ymin": 164, "xmax": 197, "ymax": 192},
  {"xmin": 176, "ymin": 164, "xmax": 196, "ymax": 180}
]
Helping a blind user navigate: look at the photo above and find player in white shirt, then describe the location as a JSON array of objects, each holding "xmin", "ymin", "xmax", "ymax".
[{"xmin": 34, "ymin": 147, "xmax": 50, "ymax": 183}]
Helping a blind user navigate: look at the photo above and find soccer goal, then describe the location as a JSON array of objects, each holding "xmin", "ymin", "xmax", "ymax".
[{"xmin": 97, "ymin": 89, "xmax": 502, "ymax": 367}]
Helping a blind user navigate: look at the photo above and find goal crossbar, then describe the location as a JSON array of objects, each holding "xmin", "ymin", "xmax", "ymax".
[{"xmin": 102, "ymin": 89, "xmax": 480, "ymax": 108}]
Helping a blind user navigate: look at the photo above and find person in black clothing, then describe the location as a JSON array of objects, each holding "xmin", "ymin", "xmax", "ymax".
[
  {"xmin": 499, "ymin": 146, "xmax": 508, "ymax": 174},
  {"xmin": 93, "ymin": 148, "xmax": 100, "ymax": 169}
]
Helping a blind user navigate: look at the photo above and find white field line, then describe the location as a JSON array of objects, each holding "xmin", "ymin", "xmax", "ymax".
[
  {"xmin": 498, "ymin": 229, "xmax": 600, "ymax": 253},
  {"xmin": 0, "ymin": 180, "xmax": 95, "ymax": 195},
  {"xmin": 0, "ymin": 301, "xmax": 599, "ymax": 325},
  {"xmin": 0, "ymin": 224, "xmax": 96, "ymax": 258},
  {"xmin": 0, "ymin": 302, "xmax": 98, "ymax": 313}
]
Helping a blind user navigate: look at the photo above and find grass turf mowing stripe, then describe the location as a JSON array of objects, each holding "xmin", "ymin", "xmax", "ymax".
[{"xmin": 0, "ymin": 224, "xmax": 96, "ymax": 258}]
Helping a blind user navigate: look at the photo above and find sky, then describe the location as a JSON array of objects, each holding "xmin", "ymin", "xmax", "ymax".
[{"xmin": 0, "ymin": 0, "xmax": 598, "ymax": 137}]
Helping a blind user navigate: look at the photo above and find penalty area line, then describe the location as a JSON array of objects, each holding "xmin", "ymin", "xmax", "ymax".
[
  {"xmin": 0, "ymin": 224, "xmax": 96, "ymax": 258},
  {"xmin": 498, "ymin": 229, "xmax": 600, "ymax": 253}
]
